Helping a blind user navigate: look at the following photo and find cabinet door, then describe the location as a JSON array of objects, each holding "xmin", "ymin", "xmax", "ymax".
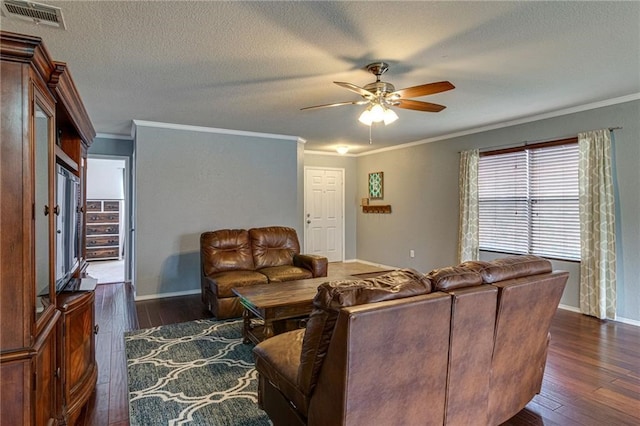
[
  {"xmin": 33, "ymin": 85, "xmax": 56, "ymax": 329},
  {"xmin": 59, "ymin": 291, "xmax": 97, "ymax": 424},
  {"xmin": 0, "ymin": 358, "xmax": 32, "ymax": 426},
  {"xmin": 35, "ymin": 314, "xmax": 59, "ymax": 426}
]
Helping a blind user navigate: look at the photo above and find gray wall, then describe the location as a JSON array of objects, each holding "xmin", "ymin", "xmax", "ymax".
[
  {"xmin": 89, "ymin": 136, "xmax": 134, "ymax": 157},
  {"xmin": 303, "ymin": 153, "xmax": 358, "ymax": 260},
  {"xmin": 355, "ymin": 100, "xmax": 639, "ymax": 322},
  {"xmin": 357, "ymin": 141, "xmax": 462, "ymax": 270},
  {"xmin": 134, "ymin": 123, "xmax": 301, "ymax": 298}
]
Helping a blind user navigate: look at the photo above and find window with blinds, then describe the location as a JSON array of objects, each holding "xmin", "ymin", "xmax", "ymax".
[{"xmin": 478, "ymin": 142, "xmax": 580, "ymax": 261}]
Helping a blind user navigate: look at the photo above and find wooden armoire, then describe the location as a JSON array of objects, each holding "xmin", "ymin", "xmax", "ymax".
[{"xmin": 1, "ymin": 31, "xmax": 97, "ymax": 425}]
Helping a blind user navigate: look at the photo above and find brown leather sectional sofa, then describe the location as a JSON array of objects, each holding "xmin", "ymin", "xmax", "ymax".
[
  {"xmin": 253, "ymin": 255, "xmax": 568, "ymax": 426},
  {"xmin": 200, "ymin": 226, "xmax": 328, "ymax": 319}
]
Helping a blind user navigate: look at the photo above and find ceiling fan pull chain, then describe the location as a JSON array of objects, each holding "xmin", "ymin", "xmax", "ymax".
[{"xmin": 369, "ymin": 123, "xmax": 373, "ymax": 144}]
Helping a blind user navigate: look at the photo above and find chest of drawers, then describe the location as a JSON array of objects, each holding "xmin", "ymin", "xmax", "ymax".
[{"xmin": 86, "ymin": 200, "xmax": 121, "ymax": 260}]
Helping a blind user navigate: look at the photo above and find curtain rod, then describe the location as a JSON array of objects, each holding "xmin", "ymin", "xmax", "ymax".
[{"xmin": 459, "ymin": 127, "xmax": 623, "ymax": 154}]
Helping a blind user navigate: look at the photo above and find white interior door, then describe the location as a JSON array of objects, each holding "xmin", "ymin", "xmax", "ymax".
[{"xmin": 304, "ymin": 167, "xmax": 344, "ymax": 262}]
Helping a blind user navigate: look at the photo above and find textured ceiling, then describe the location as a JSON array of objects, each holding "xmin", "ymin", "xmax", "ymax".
[{"xmin": 1, "ymin": 1, "xmax": 639, "ymax": 153}]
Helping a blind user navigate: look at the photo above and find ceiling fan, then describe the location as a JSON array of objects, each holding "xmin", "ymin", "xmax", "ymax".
[{"xmin": 301, "ymin": 62, "xmax": 455, "ymax": 126}]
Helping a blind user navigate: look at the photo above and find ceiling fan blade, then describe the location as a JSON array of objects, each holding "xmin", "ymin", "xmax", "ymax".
[
  {"xmin": 391, "ymin": 81, "xmax": 455, "ymax": 99},
  {"xmin": 395, "ymin": 99, "xmax": 447, "ymax": 112},
  {"xmin": 334, "ymin": 81, "xmax": 375, "ymax": 97},
  {"xmin": 300, "ymin": 100, "xmax": 367, "ymax": 111}
]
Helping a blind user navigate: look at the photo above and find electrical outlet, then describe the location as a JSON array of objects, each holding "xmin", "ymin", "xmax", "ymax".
[{"xmin": 410, "ymin": 250, "xmax": 415, "ymax": 258}]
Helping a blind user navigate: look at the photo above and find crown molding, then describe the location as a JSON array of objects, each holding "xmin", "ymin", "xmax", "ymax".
[
  {"xmin": 354, "ymin": 93, "xmax": 640, "ymax": 157},
  {"xmin": 304, "ymin": 150, "xmax": 357, "ymax": 157},
  {"xmin": 131, "ymin": 119, "xmax": 303, "ymax": 143}
]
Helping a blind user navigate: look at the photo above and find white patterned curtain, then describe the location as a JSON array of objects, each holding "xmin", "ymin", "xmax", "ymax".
[
  {"xmin": 578, "ymin": 129, "xmax": 616, "ymax": 320},
  {"xmin": 458, "ymin": 149, "xmax": 479, "ymax": 263}
]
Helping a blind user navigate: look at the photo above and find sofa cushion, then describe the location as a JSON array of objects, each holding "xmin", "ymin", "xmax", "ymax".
[
  {"xmin": 250, "ymin": 226, "xmax": 300, "ymax": 269},
  {"xmin": 201, "ymin": 229, "xmax": 254, "ymax": 276},
  {"xmin": 458, "ymin": 260, "xmax": 492, "ymax": 273},
  {"xmin": 260, "ymin": 265, "xmax": 313, "ymax": 282},
  {"xmin": 206, "ymin": 270, "xmax": 268, "ymax": 297},
  {"xmin": 464, "ymin": 255, "xmax": 552, "ymax": 284},
  {"xmin": 297, "ymin": 269, "xmax": 431, "ymax": 397},
  {"xmin": 254, "ymin": 329, "xmax": 307, "ymax": 415},
  {"xmin": 427, "ymin": 266, "xmax": 483, "ymax": 291}
]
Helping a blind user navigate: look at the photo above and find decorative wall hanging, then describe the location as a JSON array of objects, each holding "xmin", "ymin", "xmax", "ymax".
[
  {"xmin": 368, "ymin": 171, "xmax": 384, "ymax": 199},
  {"xmin": 362, "ymin": 205, "xmax": 391, "ymax": 214}
]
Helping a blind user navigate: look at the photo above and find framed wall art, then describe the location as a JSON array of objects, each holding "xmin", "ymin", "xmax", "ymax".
[{"xmin": 368, "ymin": 171, "xmax": 384, "ymax": 199}]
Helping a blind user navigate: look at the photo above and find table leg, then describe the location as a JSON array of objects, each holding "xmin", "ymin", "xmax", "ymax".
[
  {"xmin": 264, "ymin": 319, "xmax": 274, "ymax": 340},
  {"xmin": 242, "ymin": 309, "xmax": 251, "ymax": 344}
]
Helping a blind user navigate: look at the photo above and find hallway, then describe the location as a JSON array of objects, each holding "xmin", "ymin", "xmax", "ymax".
[{"xmin": 86, "ymin": 259, "xmax": 125, "ymax": 284}]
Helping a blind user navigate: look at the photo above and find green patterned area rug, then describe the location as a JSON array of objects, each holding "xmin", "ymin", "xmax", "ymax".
[{"xmin": 125, "ymin": 319, "xmax": 272, "ymax": 426}]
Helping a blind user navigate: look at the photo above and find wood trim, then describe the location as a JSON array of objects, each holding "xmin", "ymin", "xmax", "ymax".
[
  {"xmin": 55, "ymin": 145, "xmax": 79, "ymax": 172},
  {"xmin": 1, "ymin": 31, "xmax": 56, "ymax": 99},
  {"xmin": 49, "ymin": 61, "xmax": 96, "ymax": 146},
  {"xmin": 32, "ymin": 81, "xmax": 59, "ymax": 340},
  {"xmin": 0, "ymin": 31, "xmax": 40, "ymax": 59},
  {"xmin": 480, "ymin": 137, "xmax": 578, "ymax": 157},
  {"xmin": 0, "ymin": 348, "xmax": 36, "ymax": 362}
]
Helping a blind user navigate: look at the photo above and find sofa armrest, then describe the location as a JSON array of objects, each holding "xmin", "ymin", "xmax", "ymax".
[{"xmin": 293, "ymin": 254, "xmax": 328, "ymax": 277}]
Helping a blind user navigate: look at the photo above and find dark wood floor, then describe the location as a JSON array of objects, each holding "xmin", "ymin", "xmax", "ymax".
[{"xmin": 84, "ymin": 264, "xmax": 640, "ymax": 425}]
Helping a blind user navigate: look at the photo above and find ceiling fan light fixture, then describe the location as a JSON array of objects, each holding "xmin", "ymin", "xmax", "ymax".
[
  {"xmin": 383, "ymin": 108, "xmax": 398, "ymax": 125},
  {"xmin": 359, "ymin": 104, "xmax": 398, "ymax": 126},
  {"xmin": 369, "ymin": 104, "xmax": 386, "ymax": 122},
  {"xmin": 336, "ymin": 146, "xmax": 349, "ymax": 155},
  {"xmin": 358, "ymin": 108, "xmax": 374, "ymax": 125}
]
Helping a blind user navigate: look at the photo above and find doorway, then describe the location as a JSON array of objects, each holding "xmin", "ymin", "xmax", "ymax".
[
  {"xmin": 304, "ymin": 167, "xmax": 345, "ymax": 262},
  {"xmin": 85, "ymin": 156, "xmax": 130, "ymax": 284}
]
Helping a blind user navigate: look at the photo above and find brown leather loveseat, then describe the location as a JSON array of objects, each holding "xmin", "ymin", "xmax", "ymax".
[
  {"xmin": 253, "ymin": 255, "xmax": 568, "ymax": 425},
  {"xmin": 200, "ymin": 226, "xmax": 328, "ymax": 319}
]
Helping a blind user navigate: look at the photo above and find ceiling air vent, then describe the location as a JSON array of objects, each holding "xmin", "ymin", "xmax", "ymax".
[{"xmin": 1, "ymin": 0, "xmax": 66, "ymax": 29}]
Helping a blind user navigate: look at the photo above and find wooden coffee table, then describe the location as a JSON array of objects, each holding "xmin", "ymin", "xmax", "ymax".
[{"xmin": 232, "ymin": 276, "xmax": 336, "ymax": 344}]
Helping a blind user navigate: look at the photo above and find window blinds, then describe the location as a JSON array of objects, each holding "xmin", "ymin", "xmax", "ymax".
[{"xmin": 478, "ymin": 143, "xmax": 580, "ymax": 261}]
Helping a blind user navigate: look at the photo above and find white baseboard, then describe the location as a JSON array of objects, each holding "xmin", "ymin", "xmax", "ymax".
[
  {"xmin": 135, "ymin": 289, "xmax": 200, "ymax": 301},
  {"xmin": 348, "ymin": 258, "xmax": 399, "ymax": 271},
  {"xmin": 558, "ymin": 304, "xmax": 581, "ymax": 313},
  {"xmin": 558, "ymin": 304, "xmax": 639, "ymax": 327},
  {"xmin": 614, "ymin": 315, "xmax": 640, "ymax": 327}
]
